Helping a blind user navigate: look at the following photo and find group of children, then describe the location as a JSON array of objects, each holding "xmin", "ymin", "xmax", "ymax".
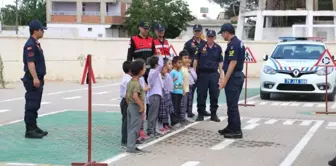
[{"xmin": 120, "ymin": 50, "xmax": 197, "ymax": 153}]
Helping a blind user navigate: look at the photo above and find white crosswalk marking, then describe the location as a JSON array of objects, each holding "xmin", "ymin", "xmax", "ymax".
[
  {"xmin": 317, "ymin": 103, "xmax": 326, "ymax": 107},
  {"xmin": 300, "ymin": 120, "xmax": 312, "ymax": 126},
  {"xmin": 210, "ymin": 139, "xmax": 235, "ymax": 150},
  {"xmin": 246, "ymin": 118, "xmax": 261, "ymax": 123},
  {"xmin": 259, "ymin": 102, "xmax": 268, "ymax": 105},
  {"xmin": 243, "ymin": 123, "xmax": 260, "ymax": 130},
  {"xmin": 41, "ymin": 101, "xmax": 51, "ymax": 105},
  {"xmin": 289, "ymin": 102, "xmax": 301, "ymax": 107},
  {"xmin": 303, "ymin": 103, "xmax": 314, "ymax": 107},
  {"xmin": 283, "ymin": 120, "xmax": 296, "ymax": 125},
  {"xmin": 0, "ymin": 109, "xmax": 10, "ymax": 113},
  {"xmin": 271, "ymin": 102, "xmax": 281, "ymax": 106},
  {"xmin": 180, "ymin": 161, "xmax": 200, "ymax": 166},
  {"xmin": 280, "ymin": 102, "xmax": 290, "ymax": 106},
  {"xmin": 93, "ymin": 91, "xmax": 109, "ymax": 95},
  {"xmin": 63, "ymin": 96, "xmax": 82, "ymax": 100},
  {"xmin": 264, "ymin": 119, "xmax": 278, "ymax": 124}
]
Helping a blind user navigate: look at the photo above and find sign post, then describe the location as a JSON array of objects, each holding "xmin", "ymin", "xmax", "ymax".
[
  {"xmin": 72, "ymin": 55, "xmax": 106, "ymax": 166},
  {"xmin": 314, "ymin": 49, "xmax": 336, "ymax": 115},
  {"xmin": 238, "ymin": 47, "xmax": 257, "ymax": 107}
]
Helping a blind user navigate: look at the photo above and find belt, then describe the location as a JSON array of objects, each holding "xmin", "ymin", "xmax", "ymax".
[{"xmin": 197, "ymin": 68, "xmax": 218, "ymax": 73}]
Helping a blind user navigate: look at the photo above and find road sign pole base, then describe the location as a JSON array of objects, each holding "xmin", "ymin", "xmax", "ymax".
[
  {"xmin": 315, "ymin": 111, "xmax": 336, "ymax": 115},
  {"xmin": 238, "ymin": 104, "xmax": 255, "ymax": 107},
  {"xmin": 71, "ymin": 162, "xmax": 108, "ymax": 166}
]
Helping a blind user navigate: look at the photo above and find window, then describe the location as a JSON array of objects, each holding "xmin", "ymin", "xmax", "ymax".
[{"xmin": 271, "ymin": 44, "xmax": 325, "ymax": 60}]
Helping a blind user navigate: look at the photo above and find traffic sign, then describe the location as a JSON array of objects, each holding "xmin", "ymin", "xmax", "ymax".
[
  {"xmin": 169, "ymin": 44, "xmax": 178, "ymax": 57},
  {"xmin": 245, "ymin": 47, "xmax": 257, "ymax": 63},
  {"xmin": 314, "ymin": 49, "xmax": 336, "ymax": 67}
]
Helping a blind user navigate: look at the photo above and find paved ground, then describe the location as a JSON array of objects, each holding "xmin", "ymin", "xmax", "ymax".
[{"xmin": 0, "ymin": 78, "xmax": 336, "ymax": 166}]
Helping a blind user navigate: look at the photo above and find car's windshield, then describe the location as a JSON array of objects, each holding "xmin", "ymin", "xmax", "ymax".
[{"xmin": 271, "ymin": 44, "xmax": 325, "ymax": 59}]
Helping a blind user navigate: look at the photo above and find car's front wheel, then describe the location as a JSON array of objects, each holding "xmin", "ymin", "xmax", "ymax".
[
  {"xmin": 327, "ymin": 88, "xmax": 336, "ymax": 101},
  {"xmin": 260, "ymin": 89, "xmax": 271, "ymax": 100}
]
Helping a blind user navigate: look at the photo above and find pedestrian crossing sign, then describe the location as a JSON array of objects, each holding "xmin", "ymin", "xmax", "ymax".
[
  {"xmin": 169, "ymin": 44, "xmax": 178, "ymax": 57},
  {"xmin": 245, "ymin": 47, "xmax": 257, "ymax": 63},
  {"xmin": 314, "ymin": 49, "xmax": 336, "ymax": 67}
]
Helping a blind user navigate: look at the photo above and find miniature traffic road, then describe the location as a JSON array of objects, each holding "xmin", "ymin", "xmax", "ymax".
[{"xmin": 0, "ymin": 78, "xmax": 335, "ymax": 166}]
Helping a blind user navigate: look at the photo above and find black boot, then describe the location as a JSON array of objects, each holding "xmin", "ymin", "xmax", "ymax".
[
  {"xmin": 329, "ymin": 156, "xmax": 336, "ymax": 166},
  {"xmin": 223, "ymin": 130, "xmax": 243, "ymax": 139},
  {"xmin": 196, "ymin": 115, "xmax": 204, "ymax": 121},
  {"xmin": 218, "ymin": 126, "xmax": 230, "ymax": 135},
  {"xmin": 25, "ymin": 124, "xmax": 44, "ymax": 139},
  {"xmin": 210, "ymin": 113, "xmax": 220, "ymax": 122},
  {"xmin": 187, "ymin": 112, "xmax": 195, "ymax": 118},
  {"xmin": 36, "ymin": 126, "xmax": 48, "ymax": 136},
  {"xmin": 202, "ymin": 111, "xmax": 211, "ymax": 116}
]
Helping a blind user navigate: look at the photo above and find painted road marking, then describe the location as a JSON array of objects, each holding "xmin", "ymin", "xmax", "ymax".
[
  {"xmin": 303, "ymin": 103, "xmax": 314, "ymax": 107},
  {"xmin": 317, "ymin": 103, "xmax": 325, "ymax": 107},
  {"xmin": 326, "ymin": 122, "xmax": 336, "ymax": 129},
  {"xmin": 0, "ymin": 109, "xmax": 10, "ymax": 113},
  {"xmin": 246, "ymin": 118, "xmax": 261, "ymax": 124},
  {"xmin": 264, "ymin": 119, "xmax": 278, "ymax": 124},
  {"xmin": 0, "ymin": 83, "xmax": 120, "ymax": 103},
  {"xmin": 271, "ymin": 102, "xmax": 281, "ymax": 106},
  {"xmin": 300, "ymin": 120, "xmax": 312, "ymax": 126},
  {"xmin": 41, "ymin": 101, "xmax": 51, "ymax": 105},
  {"xmin": 6, "ymin": 163, "xmax": 38, "ymax": 166},
  {"xmin": 247, "ymin": 101, "xmax": 256, "ymax": 104},
  {"xmin": 180, "ymin": 161, "xmax": 200, "ymax": 166},
  {"xmin": 279, "ymin": 120, "xmax": 324, "ymax": 166},
  {"xmin": 283, "ymin": 120, "xmax": 296, "ymax": 125},
  {"xmin": 259, "ymin": 102, "xmax": 267, "ymax": 105},
  {"xmin": 93, "ymin": 91, "xmax": 110, "ymax": 95},
  {"xmin": 280, "ymin": 102, "xmax": 290, "ymax": 106},
  {"xmin": 289, "ymin": 102, "xmax": 301, "ymax": 107},
  {"xmin": 243, "ymin": 123, "xmax": 260, "ymax": 130},
  {"xmin": 62, "ymin": 96, "xmax": 82, "ymax": 100},
  {"xmin": 92, "ymin": 104, "xmax": 120, "ymax": 107},
  {"xmin": 210, "ymin": 139, "xmax": 235, "ymax": 150},
  {"xmin": 110, "ymin": 98, "xmax": 121, "ymax": 101},
  {"xmin": 331, "ymin": 102, "xmax": 336, "ymax": 109}
]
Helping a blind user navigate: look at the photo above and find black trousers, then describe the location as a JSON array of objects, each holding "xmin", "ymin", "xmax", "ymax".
[
  {"xmin": 170, "ymin": 93, "xmax": 182, "ymax": 126},
  {"xmin": 22, "ymin": 77, "xmax": 44, "ymax": 127},
  {"xmin": 120, "ymin": 98, "xmax": 128, "ymax": 144}
]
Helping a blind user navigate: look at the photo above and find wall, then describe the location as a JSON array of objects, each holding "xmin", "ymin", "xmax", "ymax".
[{"xmin": 2, "ymin": 36, "xmax": 336, "ymax": 83}]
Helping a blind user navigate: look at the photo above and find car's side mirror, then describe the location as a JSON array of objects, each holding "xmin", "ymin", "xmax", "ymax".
[{"xmin": 263, "ymin": 54, "xmax": 268, "ymax": 61}]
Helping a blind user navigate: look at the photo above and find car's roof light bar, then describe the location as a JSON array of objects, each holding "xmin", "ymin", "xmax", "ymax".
[{"xmin": 279, "ymin": 37, "xmax": 324, "ymax": 42}]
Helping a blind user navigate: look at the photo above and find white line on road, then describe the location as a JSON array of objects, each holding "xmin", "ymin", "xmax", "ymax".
[
  {"xmin": 93, "ymin": 91, "xmax": 109, "ymax": 95},
  {"xmin": 289, "ymin": 103, "xmax": 301, "ymax": 107},
  {"xmin": 331, "ymin": 102, "xmax": 336, "ymax": 109},
  {"xmin": 259, "ymin": 102, "xmax": 267, "ymax": 105},
  {"xmin": 247, "ymin": 101, "xmax": 256, "ymax": 104},
  {"xmin": 327, "ymin": 122, "xmax": 336, "ymax": 127},
  {"xmin": 0, "ymin": 109, "xmax": 10, "ymax": 113},
  {"xmin": 210, "ymin": 139, "xmax": 235, "ymax": 150},
  {"xmin": 300, "ymin": 120, "xmax": 312, "ymax": 126},
  {"xmin": 180, "ymin": 161, "xmax": 200, "ymax": 166},
  {"xmin": 110, "ymin": 97, "xmax": 121, "ymax": 101},
  {"xmin": 280, "ymin": 102, "xmax": 290, "ymax": 106},
  {"xmin": 0, "ymin": 83, "xmax": 120, "ymax": 103},
  {"xmin": 283, "ymin": 120, "xmax": 296, "ymax": 125},
  {"xmin": 279, "ymin": 120, "xmax": 324, "ymax": 166},
  {"xmin": 62, "ymin": 96, "xmax": 82, "ymax": 100},
  {"xmin": 6, "ymin": 163, "xmax": 38, "ymax": 166},
  {"xmin": 92, "ymin": 104, "xmax": 120, "ymax": 107},
  {"xmin": 264, "ymin": 119, "xmax": 278, "ymax": 124},
  {"xmin": 271, "ymin": 102, "xmax": 281, "ymax": 106},
  {"xmin": 246, "ymin": 118, "xmax": 261, "ymax": 124},
  {"xmin": 41, "ymin": 101, "xmax": 51, "ymax": 105},
  {"xmin": 317, "ymin": 103, "xmax": 326, "ymax": 107},
  {"xmin": 243, "ymin": 123, "xmax": 260, "ymax": 130},
  {"xmin": 303, "ymin": 103, "xmax": 314, "ymax": 107}
]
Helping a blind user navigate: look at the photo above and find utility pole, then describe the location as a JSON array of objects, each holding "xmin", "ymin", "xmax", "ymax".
[{"xmin": 15, "ymin": 0, "xmax": 18, "ymax": 35}]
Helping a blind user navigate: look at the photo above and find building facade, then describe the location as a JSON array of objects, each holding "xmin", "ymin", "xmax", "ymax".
[
  {"xmin": 46, "ymin": 0, "xmax": 131, "ymax": 38},
  {"xmin": 237, "ymin": 0, "xmax": 336, "ymax": 41}
]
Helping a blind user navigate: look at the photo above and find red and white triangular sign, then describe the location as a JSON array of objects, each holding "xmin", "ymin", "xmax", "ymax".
[
  {"xmin": 169, "ymin": 44, "xmax": 178, "ymax": 57},
  {"xmin": 314, "ymin": 49, "xmax": 336, "ymax": 67},
  {"xmin": 245, "ymin": 47, "xmax": 257, "ymax": 63}
]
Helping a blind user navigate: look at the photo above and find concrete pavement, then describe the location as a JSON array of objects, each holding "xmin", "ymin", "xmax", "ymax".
[{"xmin": 0, "ymin": 78, "xmax": 336, "ymax": 166}]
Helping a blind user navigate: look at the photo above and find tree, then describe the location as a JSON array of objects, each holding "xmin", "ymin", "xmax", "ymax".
[
  {"xmin": 124, "ymin": 0, "xmax": 196, "ymax": 39},
  {"xmin": 209, "ymin": 0, "xmax": 258, "ymax": 18},
  {"xmin": 0, "ymin": 0, "xmax": 46, "ymax": 26}
]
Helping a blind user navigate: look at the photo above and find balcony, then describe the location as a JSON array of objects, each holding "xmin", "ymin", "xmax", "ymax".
[
  {"xmin": 105, "ymin": 2, "xmax": 125, "ymax": 25},
  {"xmin": 51, "ymin": 2, "xmax": 77, "ymax": 23},
  {"xmin": 82, "ymin": 2, "xmax": 101, "ymax": 23}
]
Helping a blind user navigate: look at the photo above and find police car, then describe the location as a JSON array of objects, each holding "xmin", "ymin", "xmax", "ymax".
[{"xmin": 260, "ymin": 37, "xmax": 336, "ymax": 101}]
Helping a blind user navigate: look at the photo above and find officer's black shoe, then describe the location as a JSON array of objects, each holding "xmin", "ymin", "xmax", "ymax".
[
  {"xmin": 218, "ymin": 127, "xmax": 230, "ymax": 135},
  {"xmin": 203, "ymin": 111, "xmax": 211, "ymax": 116},
  {"xmin": 196, "ymin": 115, "xmax": 204, "ymax": 121},
  {"xmin": 328, "ymin": 157, "xmax": 336, "ymax": 166},
  {"xmin": 25, "ymin": 129, "xmax": 44, "ymax": 139},
  {"xmin": 187, "ymin": 113, "xmax": 195, "ymax": 118},
  {"xmin": 36, "ymin": 127, "xmax": 48, "ymax": 136},
  {"xmin": 223, "ymin": 130, "xmax": 243, "ymax": 139},
  {"xmin": 210, "ymin": 115, "xmax": 220, "ymax": 122}
]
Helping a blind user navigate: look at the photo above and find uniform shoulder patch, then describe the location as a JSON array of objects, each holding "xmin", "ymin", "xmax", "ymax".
[
  {"xmin": 27, "ymin": 46, "xmax": 32, "ymax": 50},
  {"xmin": 240, "ymin": 42, "xmax": 244, "ymax": 48}
]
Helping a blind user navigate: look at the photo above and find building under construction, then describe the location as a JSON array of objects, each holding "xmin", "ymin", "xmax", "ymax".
[{"xmin": 237, "ymin": 0, "xmax": 336, "ymax": 41}]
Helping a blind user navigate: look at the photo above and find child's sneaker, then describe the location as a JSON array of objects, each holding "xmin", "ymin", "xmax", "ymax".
[
  {"xmin": 164, "ymin": 125, "xmax": 170, "ymax": 132},
  {"xmin": 139, "ymin": 130, "xmax": 149, "ymax": 140},
  {"xmin": 159, "ymin": 128, "xmax": 167, "ymax": 134}
]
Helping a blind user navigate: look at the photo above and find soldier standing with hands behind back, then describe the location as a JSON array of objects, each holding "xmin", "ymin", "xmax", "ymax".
[
  {"xmin": 218, "ymin": 23, "xmax": 245, "ymax": 139},
  {"xmin": 22, "ymin": 20, "xmax": 48, "ymax": 139}
]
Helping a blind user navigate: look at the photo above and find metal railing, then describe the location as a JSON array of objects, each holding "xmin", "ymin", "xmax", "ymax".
[
  {"xmin": 106, "ymin": 11, "xmax": 121, "ymax": 16},
  {"xmin": 51, "ymin": 11, "xmax": 77, "ymax": 15}
]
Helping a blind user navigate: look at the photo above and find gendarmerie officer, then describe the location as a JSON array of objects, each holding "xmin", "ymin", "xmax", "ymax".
[
  {"xmin": 193, "ymin": 30, "xmax": 223, "ymax": 122},
  {"xmin": 127, "ymin": 20, "xmax": 155, "ymax": 83},
  {"xmin": 22, "ymin": 20, "xmax": 48, "ymax": 139},
  {"xmin": 218, "ymin": 23, "xmax": 245, "ymax": 139},
  {"xmin": 153, "ymin": 23, "xmax": 171, "ymax": 59}
]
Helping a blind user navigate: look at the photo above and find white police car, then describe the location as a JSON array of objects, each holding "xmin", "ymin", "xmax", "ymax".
[{"xmin": 260, "ymin": 37, "xmax": 336, "ymax": 101}]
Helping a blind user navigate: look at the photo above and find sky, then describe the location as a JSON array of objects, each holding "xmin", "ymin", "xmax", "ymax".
[{"xmin": 0, "ymin": 0, "xmax": 223, "ymax": 19}]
